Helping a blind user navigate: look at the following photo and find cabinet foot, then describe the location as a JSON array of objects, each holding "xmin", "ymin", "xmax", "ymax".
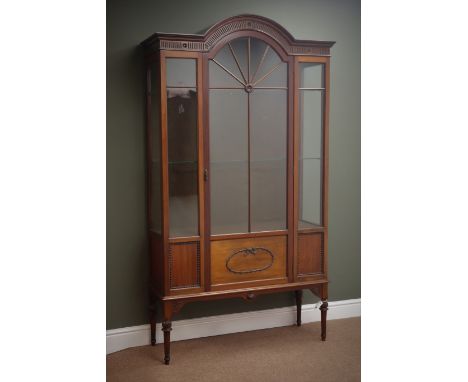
[
  {"xmin": 162, "ymin": 321, "xmax": 172, "ymax": 364},
  {"xmin": 295, "ymin": 290, "xmax": 303, "ymax": 326},
  {"xmin": 320, "ymin": 299, "xmax": 328, "ymax": 341}
]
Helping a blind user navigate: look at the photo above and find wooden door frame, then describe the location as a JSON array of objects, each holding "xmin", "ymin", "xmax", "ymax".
[
  {"xmin": 202, "ymin": 36, "xmax": 296, "ymax": 286},
  {"xmin": 159, "ymin": 50, "xmax": 206, "ymax": 295},
  {"xmin": 293, "ymin": 55, "xmax": 330, "ymax": 280}
]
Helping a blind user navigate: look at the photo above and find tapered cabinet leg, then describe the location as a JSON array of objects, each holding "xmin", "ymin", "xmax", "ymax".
[
  {"xmin": 320, "ymin": 299, "xmax": 328, "ymax": 341},
  {"xmin": 162, "ymin": 321, "xmax": 172, "ymax": 364},
  {"xmin": 295, "ymin": 290, "xmax": 303, "ymax": 326},
  {"xmin": 162, "ymin": 302, "xmax": 173, "ymax": 365},
  {"xmin": 150, "ymin": 304, "xmax": 157, "ymax": 346}
]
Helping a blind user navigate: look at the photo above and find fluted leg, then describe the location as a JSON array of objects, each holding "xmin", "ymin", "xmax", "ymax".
[
  {"xmin": 161, "ymin": 302, "xmax": 174, "ymax": 365},
  {"xmin": 149, "ymin": 301, "xmax": 157, "ymax": 346},
  {"xmin": 320, "ymin": 299, "xmax": 328, "ymax": 341},
  {"xmin": 150, "ymin": 304, "xmax": 156, "ymax": 346},
  {"xmin": 162, "ymin": 321, "xmax": 172, "ymax": 364},
  {"xmin": 295, "ymin": 290, "xmax": 303, "ymax": 326}
]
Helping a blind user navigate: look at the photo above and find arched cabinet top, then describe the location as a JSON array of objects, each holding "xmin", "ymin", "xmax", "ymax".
[{"xmin": 141, "ymin": 14, "xmax": 335, "ymax": 58}]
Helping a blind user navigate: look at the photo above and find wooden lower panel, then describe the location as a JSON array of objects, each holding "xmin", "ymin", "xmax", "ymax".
[
  {"xmin": 169, "ymin": 242, "xmax": 200, "ymax": 289},
  {"xmin": 297, "ymin": 232, "xmax": 323, "ymax": 277},
  {"xmin": 211, "ymin": 236, "xmax": 287, "ymax": 286}
]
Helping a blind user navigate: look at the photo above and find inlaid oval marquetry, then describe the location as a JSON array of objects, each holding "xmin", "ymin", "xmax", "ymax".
[{"xmin": 225, "ymin": 247, "xmax": 275, "ymax": 274}]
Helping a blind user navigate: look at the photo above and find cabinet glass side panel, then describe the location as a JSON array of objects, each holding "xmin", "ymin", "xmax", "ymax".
[
  {"xmin": 150, "ymin": 63, "xmax": 162, "ymax": 233},
  {"xmin": 166, "ymin": 58, "xmax": 196, "ymax": 87},
  {"xmin": 298, "ymin": 63, "xmax": 324, "ymax": 229},
  {"xmin": 166, "ymin": 58, "xmax": 199, "ymax": 237},
  {"xmin": 300, "ymin": 63, "xmax": 324, "ymax": 88}
]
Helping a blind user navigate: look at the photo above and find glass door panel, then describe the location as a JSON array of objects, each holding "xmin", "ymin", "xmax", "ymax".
[
  {"xmin": 251, "ymin": 44, "xmax": 286, "ymax": 88},
  {"xmin": 255, "ymin": 62, "xmax": 287, "ymax": 88},
  {"xmin": 249, "ymin": 38, "xmax": 268, "ymax": 79},
  {"xmin": 298, "ymin": 63, "xmax": 324, "ymax": 229},
  {"xmin": 229, "ymin": 38, "xmax": 248, "ymax": 80},
  {"xmin": 209, "ymin": 37, "xmax": 288, "ymax": 235},
  {"xmin": 209, "ymin": 89, "xmax": 248, "ymax": 235},
  {"xmin": 166, "ymin": 58, "xmax": 199, "ymax": 237},
  {"xmin": 250, "ymin": 90, "xmax": 287, "ymax": 231},
  {"xmin": 209, "ymin": 44, "xmax": 245, "ymax": 88}
]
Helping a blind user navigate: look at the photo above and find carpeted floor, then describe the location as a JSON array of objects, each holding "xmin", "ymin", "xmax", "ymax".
[{"xmin": 107, "ymin": 317, "xmax": 360, "ymax": 382}]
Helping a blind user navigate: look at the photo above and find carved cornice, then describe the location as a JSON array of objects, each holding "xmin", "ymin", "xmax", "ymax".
[{"xmin": 141, "ymin": 14, "xmax": 335, "ymax": 57}]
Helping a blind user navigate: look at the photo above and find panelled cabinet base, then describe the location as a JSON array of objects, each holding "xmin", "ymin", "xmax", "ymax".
[{"xmin": 142, "ymin": 15, "xmax": 334, "ymax": 365}]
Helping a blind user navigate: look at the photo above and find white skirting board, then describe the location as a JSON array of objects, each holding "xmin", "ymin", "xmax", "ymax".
[{"xmin": 106, "ymin": 298, "xmax": 361, "ymax": 354}]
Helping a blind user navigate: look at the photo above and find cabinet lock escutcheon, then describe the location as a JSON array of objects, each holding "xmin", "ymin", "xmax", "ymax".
[{"xmin": 204, "ymin": 168, "xmax": 208, "ymax": 181}]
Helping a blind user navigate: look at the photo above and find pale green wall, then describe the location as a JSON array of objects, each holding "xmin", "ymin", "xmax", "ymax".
[{"xmin": 107, "ymin": 0, "xmax": 360, "ymax": 329}]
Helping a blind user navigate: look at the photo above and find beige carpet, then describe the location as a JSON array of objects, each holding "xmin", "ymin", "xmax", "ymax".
[{"xmin": 107, "ymin": 317, "xmax": 360, "ymax": 382}]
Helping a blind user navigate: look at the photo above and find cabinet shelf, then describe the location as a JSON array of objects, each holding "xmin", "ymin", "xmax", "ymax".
[
  {"xmin": 168, "ymin": 160, "xmax": 197, "ymax": 165},
  {"xmin": 154, "ymin": 159, "xmax": 289, "ymax": 165},
  {"xmin": 298, "ymin": 220, "xmax": 323, "ymax": 230},
  {"xmin": 211, "ymin": 158, "xmax": 286, "ymax": 164}
]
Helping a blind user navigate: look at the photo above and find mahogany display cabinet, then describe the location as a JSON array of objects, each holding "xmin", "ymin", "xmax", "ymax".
[{"xmin": 141, "ymin": 14, "xmax": 334, "ymax": 364}]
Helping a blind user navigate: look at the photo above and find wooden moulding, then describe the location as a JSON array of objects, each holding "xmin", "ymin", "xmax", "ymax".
[
  {"xmin": 158, "ymin": 279, "xmax": 329, "ymax": 303},
  {"xmin": 141, "ymin": 14, "xmax": 335, "ymax": 58}
]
